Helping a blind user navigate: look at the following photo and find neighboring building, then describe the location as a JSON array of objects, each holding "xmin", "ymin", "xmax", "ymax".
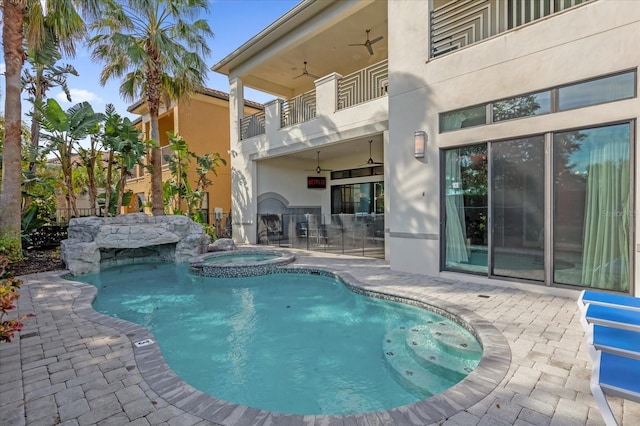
[
  {"xmin": 212, "ymin": 0, "xmax": 640, "ymax": 295},
  {"xmin": 124, "ymin": 89, "xmax": 263, "ymax": 223}
]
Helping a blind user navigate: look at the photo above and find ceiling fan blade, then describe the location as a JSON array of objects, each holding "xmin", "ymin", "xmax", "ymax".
[
  {"xmin": 366, "ymin": 44, "xmax": 374, "ymax": 55},
  {"xmin": 293, "ymin": 74, "xmax": 304, "ymax": 80},
  {"xmin": 370, "ymin": 36, "xmax": 384, "ymax": 45},
  {"xmin": 349, "ymin": 43, "xmax": 365, "ymax": 47},
  {"xmin": 307, "ymin": 73, "xmax": 320, "ymax": 79}
]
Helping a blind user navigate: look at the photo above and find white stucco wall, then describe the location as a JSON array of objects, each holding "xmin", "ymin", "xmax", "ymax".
[
  {"xmin": 256, "ymin": 149, "xmax": 385, "ymax": 215},
  {"xmin": 387, "ymin": 0, "xmax": 640, "ymax": 294}
]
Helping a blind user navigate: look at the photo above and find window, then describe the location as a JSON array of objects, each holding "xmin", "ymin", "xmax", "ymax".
[
  {"xmin": 558, "ymin": 72, "xmax": 636, "ymax": 111},
  {"xmin": 440, "ymin": 105, "xmax": 486, "ymax": 132},
  {"xmin": 491, "ymin": 136, "xmax": 545, "ymax": 281},
  {"xmin": 440, "ymin": 70, "xmax": 636, "ymax": 132},
  {"xmin": 330, "ymin": 166, "xmax": 383, "ymax": 180},
  {"xmin": 493, "ymin": 91, "xmax": 552, "ymax": 122},
  {"xmin": 443, "ymin": 145, "xmax": 488, "ymax": 273},
  {"xmin": 331, "ymin": 182, "xmax": 384, "ymax": 215},
  {"xmin": 553, "ymin": 123, "xmax": 630, "ymax": 291}
]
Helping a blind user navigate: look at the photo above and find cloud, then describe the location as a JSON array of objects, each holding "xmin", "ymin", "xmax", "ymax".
[
  {"xmin": 0, "ymin": 63, "xmax": 5, "ymax": 74},
  {"xmin": 55, "ymin": 88, "xmax": 103, "ymax": 104}
]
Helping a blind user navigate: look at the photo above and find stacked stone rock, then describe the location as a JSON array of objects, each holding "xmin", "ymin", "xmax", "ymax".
[{"xmin": 61, "ymin": 213, "xmax": 210, "ymax": 275}]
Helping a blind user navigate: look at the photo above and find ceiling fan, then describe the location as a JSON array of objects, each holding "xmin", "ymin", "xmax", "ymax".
[
  {"xmin": 361, "ymin": 140, "xmax": 383, "ymax": 165},
  {"xmin": 305, "ymin": 151, "xmax": 333, "ymax": 174},
  {"xmin": 293, "ymin": 61, "xmax": 320, "ymax": 80},
  {"xmin": 349, "ymin": 29, "xmax": 383, "ymax": 56}
]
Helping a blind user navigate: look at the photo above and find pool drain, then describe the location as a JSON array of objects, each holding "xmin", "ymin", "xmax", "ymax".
[{"xmin": 134, "ymin": 339, "xmax": 155, "ymax": 348}]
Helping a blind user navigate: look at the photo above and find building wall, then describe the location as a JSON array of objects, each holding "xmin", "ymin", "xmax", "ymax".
[
  {"xmin": 176, "ymin": 98, "xmax": 233, "ymax": 215},
  {"xmin": 387, "ymin": 0, "xmax": 640, "ymax": 294},
  {"xmin": 124, "ymin": 94, "xmax": 259, "ymax": 218}
]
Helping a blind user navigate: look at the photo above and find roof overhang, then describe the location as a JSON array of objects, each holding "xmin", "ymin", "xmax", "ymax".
[{"xmin": 211, "ymin": 0, "xmax": 388, "ymax": 98}]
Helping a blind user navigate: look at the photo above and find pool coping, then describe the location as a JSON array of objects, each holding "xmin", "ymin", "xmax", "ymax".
[{"xmin": 62, "ymin": 264, "xmax": 511, "ymax": 425}]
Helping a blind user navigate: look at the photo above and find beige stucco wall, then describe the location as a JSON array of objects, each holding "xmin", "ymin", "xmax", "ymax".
[
  {"xmin": 124, "ymin": 94, "xmax": 260, "ymax": 218},
  {"xmin": 387, "ymin": 0, "xmax": 640, "ymax": 294}
]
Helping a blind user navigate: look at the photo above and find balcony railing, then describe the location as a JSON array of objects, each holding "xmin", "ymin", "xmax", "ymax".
[
  {"xmin": 281, "ymin": 89, "xmax": 316, "ymax": 128},
  {"xmin": 237, "ymin": 61, "xmax": 388, "ymax": 141},
  {"xmin": 431, "ymin": 0, "xmax": 592, "ymax": 57},
  {"xmin": 240, "ymin": 110, "xmax": 266, "ymax": 140},
  {"xmin": 337, "ymin": 59, "xmax": 388, "ymax": 110}
]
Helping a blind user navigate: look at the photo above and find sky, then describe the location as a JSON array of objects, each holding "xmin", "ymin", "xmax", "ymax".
[{"xmin": 0, "ymin": 0, "xmax": 300, "ymax": 119}]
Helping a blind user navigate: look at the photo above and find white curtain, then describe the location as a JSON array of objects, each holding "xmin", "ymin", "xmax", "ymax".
[{"xmin": 445, "ymin": 150, "xmax": 468, "ymax": 263}]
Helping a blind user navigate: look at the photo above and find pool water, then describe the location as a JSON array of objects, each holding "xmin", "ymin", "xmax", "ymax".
[
  {"xmin": 75, "ymin": 263, "xmax": 481, "ymax": 415},
  {"xmin": 203, "ymin": 252, "xmax": 279, "ymax": 264}
]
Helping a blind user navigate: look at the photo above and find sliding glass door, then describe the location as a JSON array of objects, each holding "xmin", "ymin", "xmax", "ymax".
[
  {"xmin": 553, "ymin": 123, "xmax": 631, "ymax": 292},
  {"xmin": 442, "ymin": 122, "xmax": 632, "ymax": 291},
  {"xmin": 443, "ymin": 145, "xmax": 488, "ymax": 273},
  {"xmin": 491, "ymin": 136, "xmax": 545, "ymax": 281}
]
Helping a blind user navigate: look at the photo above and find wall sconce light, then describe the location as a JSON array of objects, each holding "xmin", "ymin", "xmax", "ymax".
[{"xmin": 414, "ymin": 131, "xmax": 426, "ymax": 158}]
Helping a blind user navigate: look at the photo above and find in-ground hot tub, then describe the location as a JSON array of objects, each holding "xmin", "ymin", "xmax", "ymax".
[{"xmin": 189, "ymin": 249, "xmax": 295, "ymax": 277}]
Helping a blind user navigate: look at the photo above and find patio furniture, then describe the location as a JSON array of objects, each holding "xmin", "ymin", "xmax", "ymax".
[
  {"xmin": 582, "ymin": 304, "xmax": 640, "ymax": 332},
  {"xmin": 584, "ymin": 323, "xmax": 640, "ymax": 360},
  {"xmin": 579, "ymin": 293, "xmax": 640, "ymax": 425},
  {"xmin": 589, "ymin": 349, "xmax": 640, "ymax": 426},
  {"xmin": 578, "ymin": 290, "xmax": 640, "ymax": 315}
]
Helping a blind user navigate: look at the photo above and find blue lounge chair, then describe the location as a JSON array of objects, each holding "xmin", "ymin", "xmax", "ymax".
[
  {"xmin": 578, "ymin": 290, "xmax": 640, "ymax": 315},
  {"xmin": 590, "ymin": 350, "xmax": 640, "ymax": 426},
  {"xmin": 585, "ymin": 324, "xmax": 640, "ymax": 361},
  {"xmin": 583, "ymin": 304, "xmax": 640, "ymax": 332}
]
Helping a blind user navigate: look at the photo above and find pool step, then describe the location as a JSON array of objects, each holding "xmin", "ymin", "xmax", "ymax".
[
  {"xmin": 382, "ymin": 327, "xmax": 457, "ymax": 396},
  {"xmin": 382, "ymin": 324, "xmax": 481, "ymax": 396},
  {"xmin": 405, "ymin": 323, "xmax": 481, "ymax": 376}
]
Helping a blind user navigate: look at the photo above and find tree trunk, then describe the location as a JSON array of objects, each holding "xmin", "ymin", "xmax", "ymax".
[
  {"xmin": 87, "ymin": 160, "xmax": 97, "ymax": 216},
  {"xmin": 0, "ymin": 1, "xmax": 27, "ymax": 242},
  {"xmin": 116, "ymin": 170, "xmax": 127, "ymax": 215},
  {"xmin": 104, "ymin": 150, "xmax": 114, "ymax": 217},
  {"xmin": 62, "ymin": 155, "xmax": 78, "ymax": 218},
  {"xmin": 149, "ymin": 111, "xmax": 164, "ymax": 216},
  {"xmin": 24, "ymin": 67, "xmax": 44, "ymax": 213}
]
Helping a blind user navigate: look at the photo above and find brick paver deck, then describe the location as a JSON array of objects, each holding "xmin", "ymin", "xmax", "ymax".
[{"xmin": 2, "ymin": 249, "xmax": 639, "ymax": 425}]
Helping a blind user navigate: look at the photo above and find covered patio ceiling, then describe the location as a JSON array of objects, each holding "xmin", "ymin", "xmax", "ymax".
[
  {"xmin": 213, "ymin": 0, "xmax": 388, "ymax": 98},
  {"xmin": 262, "ymin": 134, "xmax": 385, "ymax": 163}
]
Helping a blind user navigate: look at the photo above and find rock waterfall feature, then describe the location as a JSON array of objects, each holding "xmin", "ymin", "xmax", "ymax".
[{"xmin": 61, "ymin": 214, "xmax": 210, "ymax": 275}]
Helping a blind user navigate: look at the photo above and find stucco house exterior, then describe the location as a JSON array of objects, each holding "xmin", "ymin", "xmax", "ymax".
[
  {"xmin": 212, "ymin": 0, "xmax": 640, "ymax": 295},
  {"xmin": 124, "ymin": 89, "xmax": 263, "ymax": 225}
]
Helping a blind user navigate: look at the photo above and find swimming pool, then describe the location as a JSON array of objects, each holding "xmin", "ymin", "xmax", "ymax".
[{"xmin": 74, "ymin": 262, "xmax": 481, "ymax": 415}]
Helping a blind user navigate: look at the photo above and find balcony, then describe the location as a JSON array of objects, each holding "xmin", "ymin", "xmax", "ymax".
[
  {"xmin": 239, "ymin": 59, "xmax": 388, "ymax": 141},
  {"xmin": 431, "ymin": 0, "xmax": 592, "ymax": 57}
]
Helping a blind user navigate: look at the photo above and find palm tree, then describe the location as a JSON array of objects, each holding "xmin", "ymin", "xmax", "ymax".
[
  {"xmin": 23, "ymin": 33, "xmax": 79, "ymax": 212},
  {"xmin": 0, "ymin": 0, "xmax": 86, "ymax": 248},
  {"xmin": 102, "ymin": 104, "xmax": 146, "ymax": 216},
  {"xmin": 89, "ymin": 0, "xmax": 213, "ymax": 216},
  {"xmin": 37, "ymin": 99, "xmax": 105, "ymax": 218}
]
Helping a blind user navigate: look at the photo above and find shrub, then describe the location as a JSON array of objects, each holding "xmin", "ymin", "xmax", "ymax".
[
  {"xmin": 0, "ymin": 233, "xmax": 24, "ymax": 263},
  {"xmin": 202, "ymin": 224, "xmax": 217, "ymax": 242},
  {"xmin": 0, "ymin": 255, "xmax": 34, "ymax": 343}
]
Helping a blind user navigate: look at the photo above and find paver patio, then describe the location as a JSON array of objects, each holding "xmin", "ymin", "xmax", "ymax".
[{"xmin": 2, "ymin": 248, "xmax": 639, "ymax": 425}]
